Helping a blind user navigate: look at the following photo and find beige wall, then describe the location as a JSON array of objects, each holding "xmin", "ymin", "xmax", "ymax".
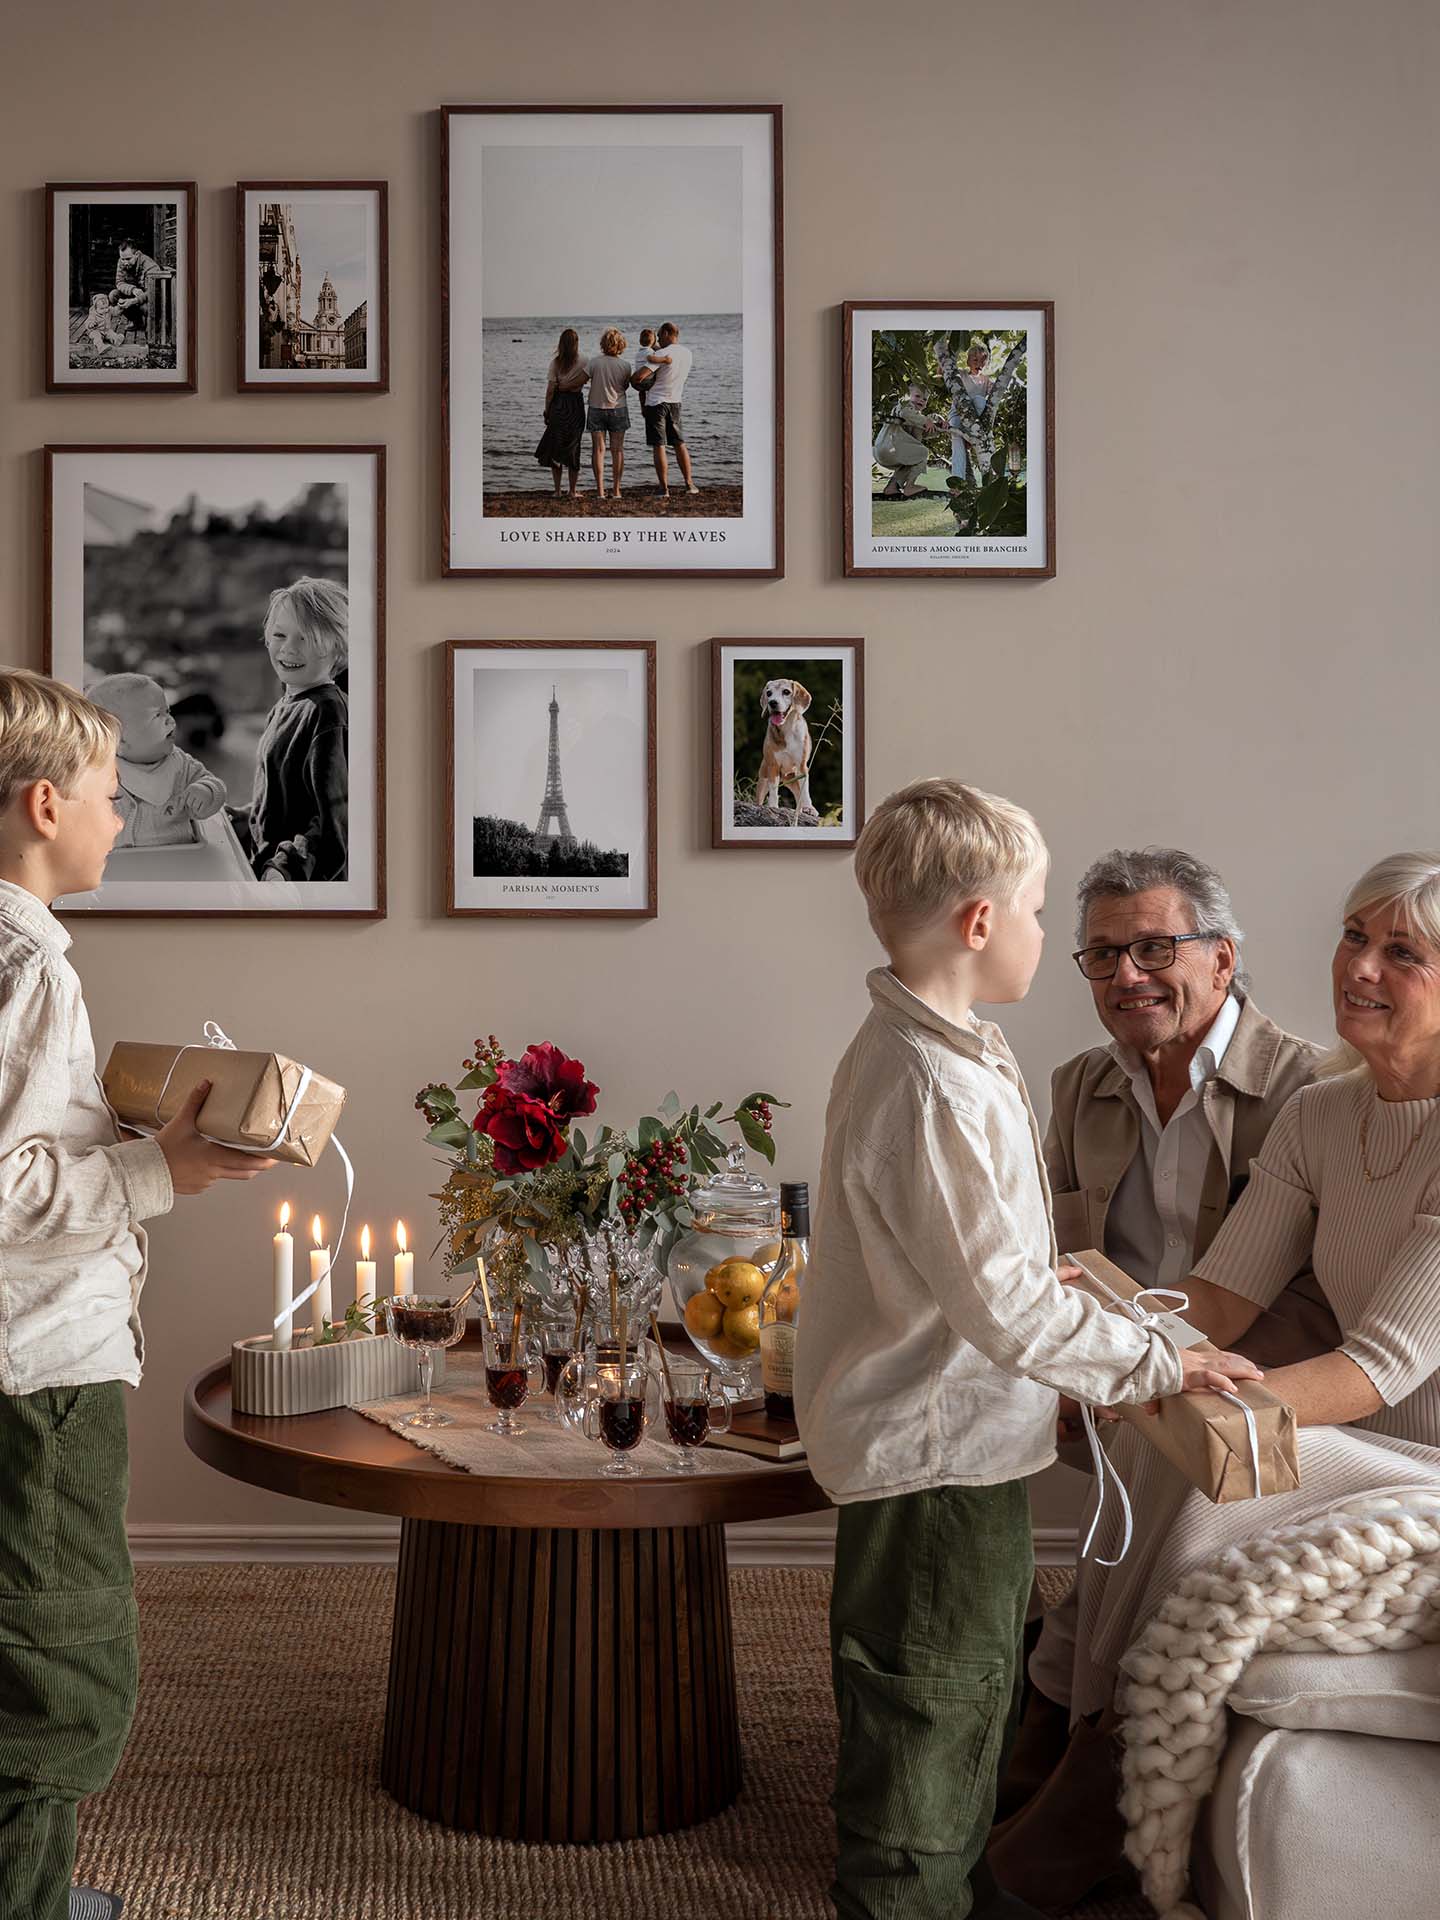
[{"xmin": 3, "ymin": 0, "xmax": 1436, "ymax": 1541}]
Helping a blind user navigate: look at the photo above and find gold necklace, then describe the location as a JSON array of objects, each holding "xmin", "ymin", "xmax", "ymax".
[{"xmin": 1360, "ymin": 1091, "xmax": 1439, "ymax": 1181}]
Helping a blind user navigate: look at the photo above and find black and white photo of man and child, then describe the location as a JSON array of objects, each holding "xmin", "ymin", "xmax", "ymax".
[
  {"xmin": 85, "ymin": 573, "xmax": 349, "ymax": 887},
  {"xmin": 536, "ymin": 321, "xmax": 698, "ymax": 502},
  {"xmin": 68, "ymin": 204, "xmax": 177, "ymax": 371}
]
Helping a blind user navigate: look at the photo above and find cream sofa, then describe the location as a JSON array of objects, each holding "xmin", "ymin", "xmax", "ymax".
[{"xmin": 1192, "ymin": 1643, "xmax": 1440, "ymax": 1920}]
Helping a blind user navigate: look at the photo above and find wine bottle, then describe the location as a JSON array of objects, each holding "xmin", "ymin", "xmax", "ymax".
[{"xmin": 759, "ymin": 1181, "xmax": 808, "ymax": 1420}]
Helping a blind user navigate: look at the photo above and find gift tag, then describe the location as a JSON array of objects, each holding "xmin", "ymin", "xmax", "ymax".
[{"xmin": 1063, "ymin": 1255, "xmax": 1209, "ymax": 1349}]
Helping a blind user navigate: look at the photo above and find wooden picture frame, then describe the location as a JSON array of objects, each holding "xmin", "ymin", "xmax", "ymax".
[
  {"xmin": 46, "ymin": 181, "xmax": 198, "ymax": 392},
  {"xmin": 236, "ymin": 182, "xmax": 390, "ymax": 393},
  {"xmin": 710, "ymin": 637, "xmax": 865, "ymax": 850},
  {"xmin": 44, "ymin": 443, "xmax": 386, "ymax": 919},
  {"xmin": 446, "ymin": 639, "xmax": 657, "ymax": 918},
  {"xmin": 842, "ymin": 300, "xmax": 1055, "ymax": 578},
  {"xmin": 441, "ymin": 105, "xmax": 784, "ymax": 579}
]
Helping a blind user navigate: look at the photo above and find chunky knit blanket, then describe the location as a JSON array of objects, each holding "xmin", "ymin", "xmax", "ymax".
[{"xmin": 1116, "ymin": 1493, "xmax": 1440, "ymax": 1920}]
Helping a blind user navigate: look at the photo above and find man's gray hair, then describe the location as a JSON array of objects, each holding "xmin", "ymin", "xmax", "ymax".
[{"xmin": 1075, "ymin": 847, "xmax": 1250, "ymax": 996}]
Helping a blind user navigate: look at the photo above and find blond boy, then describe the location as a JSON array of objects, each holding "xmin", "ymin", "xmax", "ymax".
[
  {"xmin": 793, "ymin": 778, "xmax": 1261, "ymax": 1920},
  {"xmin": 0, "ymin": 670, "xmax": 276, "ymax": 1920}
]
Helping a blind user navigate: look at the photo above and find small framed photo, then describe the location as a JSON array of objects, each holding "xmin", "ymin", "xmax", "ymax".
[
  {"xmin": 46, "ymin": 183, "xmax": 197, "ymax": 391},
  {"xmin": 843, "ymin": 301, "xmax": 1054, "ymax": 578},
  {"xmin": 236, "ymin": 183, "xmax": 389, "ymax": 392},
  {"xmin": 447, "ymin": 640, "xmax": 656, "ymax": 918},
  {"xmin": 442, "ymin": 105, "xmax": 783, "ymax": 577},
  {"xmin": 45, "ymin": 444, "xmax": 386, "ymax": 918},
  {"xmin": 711, "ymin": 639, "xmax": 864, "ymax": 850}
]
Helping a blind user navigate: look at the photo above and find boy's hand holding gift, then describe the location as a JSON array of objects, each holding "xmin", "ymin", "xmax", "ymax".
[{"xmin": 156, "ymin": 1081, "xmax": 278, "ymax": 1194}]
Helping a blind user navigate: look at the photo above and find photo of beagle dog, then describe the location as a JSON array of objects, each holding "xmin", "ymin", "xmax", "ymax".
[{"xmin": 755, "ymin": 678, "xmax": 820, "ymax": 823}]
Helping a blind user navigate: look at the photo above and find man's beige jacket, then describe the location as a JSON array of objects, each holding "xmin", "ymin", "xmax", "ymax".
[{"xmin": 1045, "ymin": 994, "xmax": 1338, "ymax": 1366}]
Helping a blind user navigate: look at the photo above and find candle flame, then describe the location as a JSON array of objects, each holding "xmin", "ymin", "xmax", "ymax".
[
  {"xmin": 312, "ymin": 1214, "xmax": 324, "ymax": 1248},
  {"xmin": 361, "ymin": 1224, "xmax": 372, "ymax": 1261},
  {"xmin": 279, "ymin": 1201, "xmax": 291, "ymax": 1233},
  {"xmin": 396, "ymin": 1221, "xmax": 408, "ymax": 1254}
]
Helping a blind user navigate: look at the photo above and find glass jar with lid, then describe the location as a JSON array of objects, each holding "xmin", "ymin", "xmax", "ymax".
[{"xmin": 664, "ymin": 1145, "xmax": 781, "ymax": 1395}]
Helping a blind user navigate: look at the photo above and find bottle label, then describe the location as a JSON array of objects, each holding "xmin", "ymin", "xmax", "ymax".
[{"xmin": 760, "ymin": 1321, "xmax": 796, "ymax": 1395}]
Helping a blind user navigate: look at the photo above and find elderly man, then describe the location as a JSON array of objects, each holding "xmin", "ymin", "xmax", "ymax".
[{"xmin": 991, "ymin": 848, "xmax": 1339, "ymax": 1901}]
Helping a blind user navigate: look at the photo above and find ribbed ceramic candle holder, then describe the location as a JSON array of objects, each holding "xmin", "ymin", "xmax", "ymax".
[{"xmin": 231, "ymin": 1330, "xmax": 448, "ymax": 1416}]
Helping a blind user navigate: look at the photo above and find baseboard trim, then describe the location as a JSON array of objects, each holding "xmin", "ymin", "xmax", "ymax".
[{"xmin": 128, "ymin": 1521, "xmax": 1079, "ymax": 1569}]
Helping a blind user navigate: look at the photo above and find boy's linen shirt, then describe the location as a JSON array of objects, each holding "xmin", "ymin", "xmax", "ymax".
[
  {"xmin": 0, "ymin": 880, "xmax": 173, "ymax": 1393},
  {"xmin": 794, "ymin": 969, "xmax": 1184, "ymax": 1504}
]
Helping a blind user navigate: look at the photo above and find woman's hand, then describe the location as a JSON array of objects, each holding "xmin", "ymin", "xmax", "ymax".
[{"xmin": 1178, "ymin": 1345, "xmax": 1264, "ymax": 1396}]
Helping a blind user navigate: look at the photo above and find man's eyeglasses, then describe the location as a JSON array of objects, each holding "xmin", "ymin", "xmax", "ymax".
[{"xmin": 1071, "ymin": 932, "xmax": 1220, "ymax": 981}]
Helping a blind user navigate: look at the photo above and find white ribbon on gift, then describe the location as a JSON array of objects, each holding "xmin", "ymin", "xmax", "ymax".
[
  {"xmin": 1066, "ymin": 1255, "xmax": 1264, "ymax": 1566},
  {"xmin": 120, "ymin": 1022, "xmax": 353, "ymax": 1334}
]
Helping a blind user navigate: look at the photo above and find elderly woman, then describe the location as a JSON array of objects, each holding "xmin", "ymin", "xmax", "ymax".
[{"xmin": 992, "ymin": 851, "xmax": 1440, "ymax": 1911}]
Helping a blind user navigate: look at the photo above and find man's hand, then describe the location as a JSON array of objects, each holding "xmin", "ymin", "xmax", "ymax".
[{"xmin": 155, "ymin": 1081, "xmax": 278, "ymax": 1195}]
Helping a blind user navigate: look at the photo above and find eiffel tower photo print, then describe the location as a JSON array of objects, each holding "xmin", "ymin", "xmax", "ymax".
[{"xmin": 447, "ymin": 640, "xmax": 657, "ymax": 918}]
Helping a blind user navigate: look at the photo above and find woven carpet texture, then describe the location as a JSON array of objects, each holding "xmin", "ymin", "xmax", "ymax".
[{"xmin": 72, "ymin": 1563, "xmax": 1146, "ymax": 1919}]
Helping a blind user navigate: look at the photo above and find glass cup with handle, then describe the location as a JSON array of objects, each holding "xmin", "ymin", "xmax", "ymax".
[
  {"xmin": 479, "ymin": 1315, "xmax": 544, "ymax": 1437},
  {"xmin": 659, "ymin": 1354, "xmax": 730, "ymax": 1472}
]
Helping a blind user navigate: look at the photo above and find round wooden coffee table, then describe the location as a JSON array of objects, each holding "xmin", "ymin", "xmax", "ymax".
[{"xmin": 184, "ymin": 1338, "xmax": 829, "ymax": 1843}]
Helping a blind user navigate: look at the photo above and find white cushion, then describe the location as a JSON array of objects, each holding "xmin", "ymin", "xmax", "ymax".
[
  {"xmin": 1229, "ymin": 1643, "xmax": 1440, "ymax": 1741},
  {"xmin": 1195, "ymin": 1718, "xmax": 1440, "ymax": 1920}
]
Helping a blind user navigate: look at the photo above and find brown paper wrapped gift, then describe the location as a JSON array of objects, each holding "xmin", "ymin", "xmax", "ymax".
[
  {"xmin": 1065, "ymin": 1248, "xmax": 1300, "ymax": 1503},
  {"xmin": 102, "ymin": 1041, "xmax": 345, "ymax": 1169}
]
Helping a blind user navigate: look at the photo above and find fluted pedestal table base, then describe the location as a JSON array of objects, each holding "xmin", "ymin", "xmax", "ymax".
[{"xmin": 380, "ymin": 1516, "xmax": 742, "ymax": 1840}]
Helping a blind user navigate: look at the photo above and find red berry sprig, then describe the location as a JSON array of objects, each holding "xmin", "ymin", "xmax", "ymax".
[
  {"xmin": 616, "ymin": 1134, "xmax": 689, "ymax": 1232},
  {"xmin": 751, "ymin": 1100, "xmax": 774, "ymax": 1134},
  {"xmin": 461, "ymin": 1033, "xmax": 506, "ymax": 1074}
]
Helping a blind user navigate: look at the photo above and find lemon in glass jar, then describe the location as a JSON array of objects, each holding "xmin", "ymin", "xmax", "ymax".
[{"xmin": 707, "ymin": 1258, "xmax": 768, "ymax": 1309}]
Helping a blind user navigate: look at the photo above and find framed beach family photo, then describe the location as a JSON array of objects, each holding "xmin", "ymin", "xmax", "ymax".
[
  {"xmin": 236, "ymin": 182, "xmax": 389, "ymax": 393},
  {"xmin": 711, "ymin": 639, "xmax": 864, "ymax": 850},
  {"xmin": 441, "ymin": 105, "xmax": 783, "ymax": 577},
  {"xmin": 446, "ymin": 640, "xmax": 657, "ymax": 918},
  {"xmin": 46, "ymin": 182, "xmax": 198, "ymax": 391},
  {"xmin": 44, "ymin": 444, "xmax": 386, "ymax": 918},
  {"xmin": 842, "ymin": 300, "xmax": 1055, "ymax": 578}
]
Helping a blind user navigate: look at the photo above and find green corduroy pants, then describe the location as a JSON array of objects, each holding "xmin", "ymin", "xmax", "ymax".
[
  {"xmin": 829, "ymin": 1477, "xmax": 1034, "ymax": 1920},
  {"xmin": 0, "ymin": 1383, "xmax": 138, "ymax": 1920}
]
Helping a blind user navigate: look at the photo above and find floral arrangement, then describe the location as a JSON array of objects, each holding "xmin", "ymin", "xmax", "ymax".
[{"xmin": 416, "ymin": 1036, "xmax": 784, "ymax": 1305}]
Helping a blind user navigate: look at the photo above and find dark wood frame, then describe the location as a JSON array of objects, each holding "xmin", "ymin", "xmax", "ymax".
[
  {"xmin": 45, "ymin": 181, "xmax": 199, "ymax": 393},
  {"xmin": 709, "ymin": 637, "xmax": 865, "ymax": 851},
  {"xmin": 841, "ymin": 299, "xmax": 1056, "ymax": 579},
  {"xmin": 43, "ymin": 443, "xmax": 387, "ymax": 920},
  {"xmin": 439, "ymin": 105, "xmax": 784, "ymax": 580},
  {"xmin": 235, "ymin": 181, "xmax": 390, "ymax": 394},
  {"xmin": 445, "ymin": 638, "xmax": 658, "ymax": 919}
]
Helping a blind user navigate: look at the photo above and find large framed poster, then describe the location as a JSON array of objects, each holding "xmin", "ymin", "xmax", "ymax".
[
  {"xmin": 45, "ymin": 444, "xmax": 385, "ymax": 918},
  {"xmin": 447, "ymin": 640, "xmax": 656, "ymax": 918},
  {"xmin": 442, "ymin": 106, "xmax": 783, "ymax": 578},
  {"xmin": 843, "ymin": 300, "xmax": 1054, "ymax": 578}
]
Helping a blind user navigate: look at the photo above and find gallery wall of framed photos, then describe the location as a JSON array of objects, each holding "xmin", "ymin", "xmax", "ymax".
[{"xmin": 8, "ymin": 0, "xmax": 1424, "ymax": 1543}]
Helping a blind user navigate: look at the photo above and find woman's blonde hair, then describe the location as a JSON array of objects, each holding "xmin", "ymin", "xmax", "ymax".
[
  {"xmin": 0, "ymin": 668, "xmax": 119, "ymax": 815},
  {"xmin": 854, "ymin": 777, "xmax": 1046, "ymax": 946},
  {"xmin": 1318, "ymin": 852, "xmax": 1440, "ymax": 1079},
  {"xmin": 265, "ymin": 576, "xmax": 349, "ymax": 671},
  {"xmin": 600, "ymin": 327, "xmax": 627, "ymax": 358}
]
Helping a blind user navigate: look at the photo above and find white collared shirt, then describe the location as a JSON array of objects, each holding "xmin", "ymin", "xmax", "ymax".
[
  {"xmin": 0, "ymin": 879, "xmax": 173, "ymax": 1393},
  {"xmin": 1104, "ymin": 993, "xmax": 1242, "ymax": 1293},
  {"xmin": 793, "ymin": 969, "xmax": 1183, "ymax": 1505}
]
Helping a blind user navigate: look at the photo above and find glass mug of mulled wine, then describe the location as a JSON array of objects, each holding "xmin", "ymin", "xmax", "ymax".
[
  {"xmin": 383, "ymin": 1294, "xmax": 471, "ymax": 1430},
  {"xmin": 659, "ymin": 1355, "xmax": 730, "ymax": 1472},
  {"xmin": 570, "ymin": 1356, "xmax": 660, "ymax": 1477},
  {"xmin": 479, "ymin": 1317, "xmax": 544, "ymax": 1437},
  {"xmin": 538, "ymin": 1316, "xmax": 584, "ymax": 1422}
]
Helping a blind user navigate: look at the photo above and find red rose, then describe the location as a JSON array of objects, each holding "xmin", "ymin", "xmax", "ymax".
[
  {"xmin": 497, "ymin": 1042, "xmax": 598, "ymax": 1120},
  {"xmin": 475, "ymin": 1085, "xmax": 567, "ymax": 1174}
]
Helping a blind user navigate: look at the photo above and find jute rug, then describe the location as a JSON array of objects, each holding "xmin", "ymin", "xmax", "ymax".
[{"xmin": 74, "ymin": 1563, "xmax": 1148, "ymax": 1920}]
